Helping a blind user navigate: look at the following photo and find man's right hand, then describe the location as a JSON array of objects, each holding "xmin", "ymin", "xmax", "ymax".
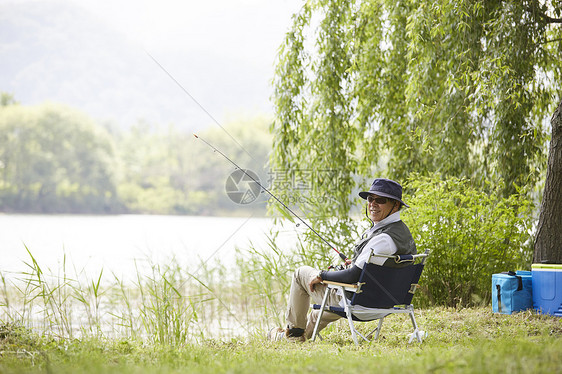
[{"xmin": 309, "ymin": 275, "xmax": 323, "ymax": 292}]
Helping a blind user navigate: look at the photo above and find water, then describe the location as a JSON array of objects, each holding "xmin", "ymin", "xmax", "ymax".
[
  {"xmin": 0, "ymin": 214, "xmax": 307, "ymax": 339},
  {"xmin": 0, "ymin": 214, "xmax": 298, "ymax": 282}
]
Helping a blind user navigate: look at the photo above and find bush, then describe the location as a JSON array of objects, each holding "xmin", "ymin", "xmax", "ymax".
[{"xmin": 402, "ymin": 174, "xmax": 534, "ymax": 307}]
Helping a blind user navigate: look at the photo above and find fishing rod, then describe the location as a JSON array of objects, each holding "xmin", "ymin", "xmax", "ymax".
[
  {"xmin": 144, "ymin": 52, "xmax": 347, "ymax": 261},
  {"xmin": 193, "ymin": 133, "xmax": 348, "ymax": 262}
]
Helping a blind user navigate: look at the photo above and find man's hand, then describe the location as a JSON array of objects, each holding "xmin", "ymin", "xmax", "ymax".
[{"xmin": 309, "ymin": 275, "xmax": 323, "ymax": 292}]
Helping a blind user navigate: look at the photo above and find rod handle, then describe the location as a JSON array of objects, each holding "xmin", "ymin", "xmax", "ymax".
[{"xmin": 338, "ymin": 251, "xmax": 348, "ymax": 261}]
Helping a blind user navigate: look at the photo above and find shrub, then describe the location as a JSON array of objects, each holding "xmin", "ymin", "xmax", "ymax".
[{"xmin": 402, "ymin": 174, "xmax": 534, "ymax": 307}]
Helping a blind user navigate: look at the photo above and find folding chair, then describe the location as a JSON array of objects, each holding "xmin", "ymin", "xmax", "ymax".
[{"xmin": 311, "ymin": 249, "xmax": 430, "ymax": 345}]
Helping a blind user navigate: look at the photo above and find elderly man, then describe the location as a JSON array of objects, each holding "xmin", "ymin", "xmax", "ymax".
[{"xmin": 268, "ymin": 178, "xmax": 416, "ymax": 341}]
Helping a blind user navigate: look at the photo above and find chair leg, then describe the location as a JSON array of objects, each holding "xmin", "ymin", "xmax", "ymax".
[
  {"xmin": 345, "ymin": 308, "xmax": 359, "ymax": 345},
  {"xmin": 365, "ymin": 319, "xmax": 380, "ymax": 340},
  {"xmin": 311, "ymin": 286, "xmax": 330, "ymax": 342},
  {"xmin": 340, "ymin": 287, "xmax": 359, "ymax": 346},
  {"xmin": 407, "ymin": 307, "xmax": 424, "ymax": 343},
  {"xmin": 373, "ymin": 318, "xmax": 384, "ymax": 341}
]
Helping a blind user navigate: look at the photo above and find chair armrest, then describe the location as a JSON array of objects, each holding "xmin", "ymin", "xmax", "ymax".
[
  {"xmin": 369, "ymin": 251, "xmax": 430, "ymax": 265},
  {"xmin": 370, "ymin": 253, "xmax": 428, "ymax": 260},
  {"xmin": 323, "ymin": 280, "xmax": 361, "ymax": 293}
]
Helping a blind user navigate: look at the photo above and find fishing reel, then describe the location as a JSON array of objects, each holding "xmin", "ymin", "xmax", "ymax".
[{"xmin": 327, "ymin": 264, "xmax": 347, "ymax": 271}]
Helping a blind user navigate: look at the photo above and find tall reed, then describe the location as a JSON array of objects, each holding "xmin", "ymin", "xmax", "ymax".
[
  {"xmin": 0, "ymin": 226, "xmax": 316, "ymax": 343},
  {"xmin": 1, "ymin": 248, "xmax": 204, "ymax": 344}
]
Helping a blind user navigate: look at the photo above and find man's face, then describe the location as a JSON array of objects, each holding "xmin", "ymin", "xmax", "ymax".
[{"xmin": 367, "ymin": 194, "xmax": 395, "ymax": 223}]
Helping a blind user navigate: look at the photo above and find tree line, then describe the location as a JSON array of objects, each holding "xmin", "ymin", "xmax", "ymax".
[{"xmin": 0, "ymin": 94, "xmax": 272, "ymax": 215}]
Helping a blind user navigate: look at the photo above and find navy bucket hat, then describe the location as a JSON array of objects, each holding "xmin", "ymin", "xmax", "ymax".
[{"xmin": 359, "ymin": 178, "xmax": 409, "ymax": 208}]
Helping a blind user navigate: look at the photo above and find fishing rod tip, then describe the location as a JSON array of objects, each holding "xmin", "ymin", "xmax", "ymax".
[{"xmin": 193, "ymin": 133, "xmax": 199, "ymax": 138}]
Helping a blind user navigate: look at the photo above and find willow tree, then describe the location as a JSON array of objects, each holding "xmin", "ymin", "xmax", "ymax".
[{"xmin": 271, "ymin": 0, "xmax": 562, "ymax": 225}]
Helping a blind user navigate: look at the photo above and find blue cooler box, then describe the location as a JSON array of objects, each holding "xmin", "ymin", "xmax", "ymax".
[
  {"xmin": 492, "ymin": 271, "xmax": 533, "ymax": 314},
  {"xmin": 532, "ymin": 264, "xmax": 562, "ymax": 317}
]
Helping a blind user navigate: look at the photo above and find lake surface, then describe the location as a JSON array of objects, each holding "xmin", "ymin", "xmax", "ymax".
[{"xmin": 0, "ymin": 214, "xmax": 299, "ymax": 282}]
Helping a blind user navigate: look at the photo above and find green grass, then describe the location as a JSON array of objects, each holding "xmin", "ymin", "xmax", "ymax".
[
  {"xmin": 1, "ymin": 307, "xmax": 560, "ymax": 374},
  {"xmin": 2, "ymin": 247, "xmax": 561, "ymax": 373}
]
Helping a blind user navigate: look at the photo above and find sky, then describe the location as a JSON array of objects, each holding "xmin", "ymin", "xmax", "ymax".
[
  {"xmin": 72, "ymin": 0, "xmax": 304, "ymax": 127},
  {"xmin": 0, "ymin": 0, "xmax": 304, "ymax": 130},
  {"xmin": 74, "ymin": 0, "xmax": 300, "ymax": 57}
]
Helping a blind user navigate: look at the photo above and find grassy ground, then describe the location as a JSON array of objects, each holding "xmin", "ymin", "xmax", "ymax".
[{"xmin": 1, "ymin": 307, "xmax": 560, "ymax": 374}]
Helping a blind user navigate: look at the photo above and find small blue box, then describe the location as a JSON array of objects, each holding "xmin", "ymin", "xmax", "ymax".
[
  {"xmin": 492, "ymin": 271, "xmax": 533, "ymax": 314},
  {"xmin": 532, "ymin": 264, "xmax": 562, "ymax": 317}
]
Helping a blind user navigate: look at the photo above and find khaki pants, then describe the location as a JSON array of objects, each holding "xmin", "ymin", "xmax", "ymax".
[{"xmin": 286, "ymin": 266, "xmax": 342, "ymax": 340}]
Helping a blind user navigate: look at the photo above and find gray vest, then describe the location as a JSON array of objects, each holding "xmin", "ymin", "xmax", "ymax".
[{"xmin": 351, "ymin": 221, "xmax": 417, "ymax": 268}]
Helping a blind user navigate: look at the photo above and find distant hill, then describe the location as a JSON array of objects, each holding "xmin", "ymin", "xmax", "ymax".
[{"xmin": 0, "ymin": 0, "xmax": 276, "ymax": 130}]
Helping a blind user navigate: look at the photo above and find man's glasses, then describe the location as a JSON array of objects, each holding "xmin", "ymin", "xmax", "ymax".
[{"xmin": 367, "ymin": 195, "xmax": 389, "ymax": 205}]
